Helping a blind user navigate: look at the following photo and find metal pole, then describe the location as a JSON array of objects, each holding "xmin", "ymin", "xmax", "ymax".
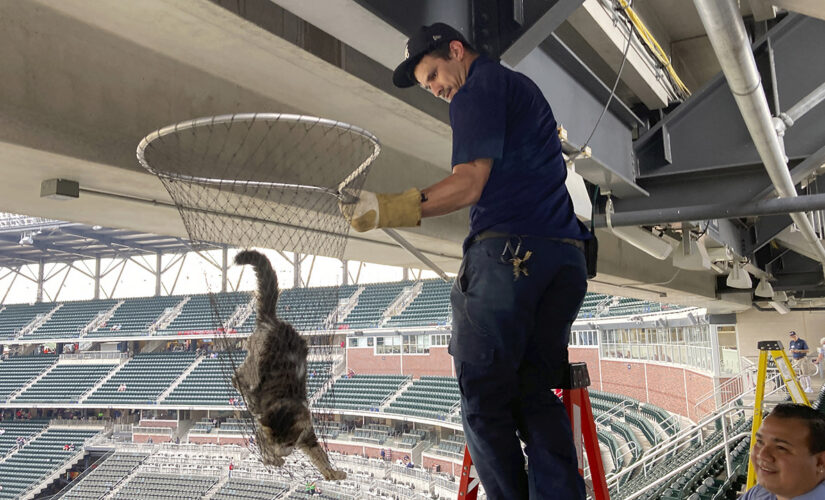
[
  {"xmin": 36, "ymin": 260, "xmax": 44, "ymax": 303},
  {"xmin": 221, "ymin": 247, "xmax": 228, "ymax": 293},
  {"xmin": 155, "ymin": 252, "xmax": 162, "ymax": 296},
  {"xmin": 785, "ymin": 80, "xmax": 825, "ymax": 124},
  {"xmin": 594, "ymin": 192, "xmax": 825, "ymax": 228},
  {"xmin": 721, "ymin": 413, "xmax": 733, "ymax": 478},
  {"xmin": 693, "ymin": 0, "xmax": 825, "ymax": 272},
  {"xmin": 94, "ymin": 256, "xmax": 101, "ymax": 300}
]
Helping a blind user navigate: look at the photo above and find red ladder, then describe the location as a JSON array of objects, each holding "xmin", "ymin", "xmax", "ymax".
[{"xmin": 457, "ymin": 362, "xmax": 609, "ymax": 500}]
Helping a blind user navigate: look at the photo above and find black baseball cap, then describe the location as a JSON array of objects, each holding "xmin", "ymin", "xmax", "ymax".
[
  {"xmin": 790, "ymin": 331, "xmax": 798, "ymax": 336},
  {"xmin": 393, "ymin": 23, "xmax": 470, "ymax": 88}
]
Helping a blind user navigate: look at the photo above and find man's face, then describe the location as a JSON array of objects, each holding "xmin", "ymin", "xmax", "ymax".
[
  {"xmin": 751, "ymin": 415, "xmax": 825, "ymax": 498},
  {"xmin": 413, "ymin": 45, "xmax": 467, "ymax": 102}
]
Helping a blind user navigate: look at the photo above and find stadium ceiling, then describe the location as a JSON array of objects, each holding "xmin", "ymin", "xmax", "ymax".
[
  {"xmin": 0, "ymin": 214, "xmax": 212, "ymax": 268},
  {"xmin": 0, "ymin": 1, "xmax": 823, "ymax": 313}
]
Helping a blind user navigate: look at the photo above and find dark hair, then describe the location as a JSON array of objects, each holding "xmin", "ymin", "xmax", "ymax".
[
  {"xmin": 427, "ymin": 39, "xmax": 477, "ymax": 60},
  {"xmin": 768, "ymin": 403, "xmax": 825, "ymax": 453}
]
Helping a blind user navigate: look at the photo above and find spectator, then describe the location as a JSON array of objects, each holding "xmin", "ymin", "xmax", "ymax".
[
  {"xmin": 228, "ymin": 461, "xmax": 233, "ymax": 478},
  {"xmin": 813, "ymin": 337, "xmax": 825, "ymax": 380},
  {"xmin": 790, "ymin": 331, "xmax": 814, "ymax": 392},
  {"xmin": 742, "ymin": 403, "xmax": 825, "ymax": 499}
]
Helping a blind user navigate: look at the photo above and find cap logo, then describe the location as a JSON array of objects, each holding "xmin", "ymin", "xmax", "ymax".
[
  {"xmin": 433, "ymin": 35, "xmax": 442, "ymax": 41},
  {"xmin": 404, "ymin": 43, "xmax": 410, "ymax": 60}
]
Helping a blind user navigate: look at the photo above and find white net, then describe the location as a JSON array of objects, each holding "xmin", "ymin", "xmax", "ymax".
[{"xmin": 137, "ymin": 113, "xmax": 380, "ymax": 482}]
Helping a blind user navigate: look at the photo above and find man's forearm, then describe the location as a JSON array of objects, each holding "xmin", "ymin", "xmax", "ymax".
[{"xmin": 421, "ymin": 159, "xmax": 492, "ymax": 218}]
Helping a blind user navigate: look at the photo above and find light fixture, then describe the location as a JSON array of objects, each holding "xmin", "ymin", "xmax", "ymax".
[
  {"xmin": 18, "ymin": 233, "xmax": 34, "ymax": 246},
  {"xmin": 605, "ymin": 198, "xmax": 673, "ymax": 260},
  {"xmin": 772, "ymin": 290, "xmax": 788, "ymax": 302},
  {"xmin": 726, "ymin": 261, "xmax": 752, "ymax": 289},
  {"xmin": 755, "ymin": 278, "xmax": 775, "ymax": 298},
  {"xmin": 769, "ymin": 301, "xmax": 790, "ymax": 314},
  {"xmin": 672, "ymin": 230, "xmax": 710, "ymax": 271},
  {"xmin": 40, "ymin": 178, "xmax": 79, "ymax": 200}
]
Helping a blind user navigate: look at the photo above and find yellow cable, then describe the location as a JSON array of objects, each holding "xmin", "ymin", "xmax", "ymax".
[{"xmin": 616, "ymin": 0, "xmax": 691, "ymax": 97}]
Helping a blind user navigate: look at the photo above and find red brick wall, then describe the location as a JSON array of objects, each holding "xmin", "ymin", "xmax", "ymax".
[
  {"xmin": 422, "ymin": 454, "xmax": 461, "ymax": 475},
  {"xmin": 400, "ymin": 347, "xmax": 454, "ymax": 377},
  {"xmin": 133, "ymin": 434, "xmax": 171, "ymax": 443},
  {"xmin": 137, "ymin": 420, "xmax": 177, "ymax": 428},
  {"xmin": 188, "ymin": 435, "xmax": 219, "ymax": 444},
  {"xmin": 599, "ymin": 360, "xmax": 648, "ymax": 402},
  {"xmin": 645, "ymin": 364, "xmax": 689, "ymax": 416},
  {"xmin": 348, "ymin": 347, "xmax": 401, "ymax": 375},
  {"xmin": 347, "ymin": 346, "xmax": 454, "ymax": 378},
  {"xmin": 685, "ymin": 369, "xmax": 715, "ymax": 421}
]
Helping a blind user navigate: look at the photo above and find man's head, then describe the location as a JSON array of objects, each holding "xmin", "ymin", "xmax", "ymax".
[
  {"xmin": 751, "ymin": 403, "xmax": 825, "ymax": 498},
  {"xmin": 790, "ymin": 331, "xmax": 799, "ymax": 340},
  {"xmin": 393, "ymin": 23, "xmax": 477, "ymax": 102}
]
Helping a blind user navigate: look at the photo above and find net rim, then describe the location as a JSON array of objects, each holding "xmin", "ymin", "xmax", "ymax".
[{"xmin": 136, "ymin": 112, "xmax": 381, "ymax": 196}]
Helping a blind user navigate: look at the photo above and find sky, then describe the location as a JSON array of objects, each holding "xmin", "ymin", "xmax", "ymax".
[{"xmin": 0, "ymin": 248, "xmax": 446, "ymax": 304}]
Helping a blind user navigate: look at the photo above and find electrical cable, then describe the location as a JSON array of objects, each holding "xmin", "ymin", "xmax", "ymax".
[{"xmin": 571, "ymin": 1, "xmax": 634, "ymax": 162}]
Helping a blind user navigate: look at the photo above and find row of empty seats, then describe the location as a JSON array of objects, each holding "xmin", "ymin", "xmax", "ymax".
[
  {"xmin": 113, "ymin": 473, "xmax": 217, "ymax": 499},
  {"xmin": 62, "ymin": 451, "xmax": 150, "ymax": 499},
  {"xmin": 0, "ymin": 427, "xmax": 99, "ymax": 500},
  {"xmin": 386, "ymin": 376, "xmax": 459, "ymax": 420},
  {"xmin": 315, "ymin": 375, "xmax": 409, "ymax": 411}
]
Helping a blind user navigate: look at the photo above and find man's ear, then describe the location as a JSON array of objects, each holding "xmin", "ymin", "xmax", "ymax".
[{"xmin": 450, "ymin": 40, "xmax": 464, "ymax": 60}]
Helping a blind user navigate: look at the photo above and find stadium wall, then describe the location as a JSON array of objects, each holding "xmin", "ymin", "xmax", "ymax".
[
  {"xmin": 347, "ymin": 346, "xmax": 454, "ymax": 377},
  {"xmin": 736, "ymin": 308, "xmax": 825, "ymax": 359}
]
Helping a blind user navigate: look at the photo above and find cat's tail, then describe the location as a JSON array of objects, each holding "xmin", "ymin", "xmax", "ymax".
[{"xmin": 234, "ymin": 250, "xmax": 279, "ymax": 320}]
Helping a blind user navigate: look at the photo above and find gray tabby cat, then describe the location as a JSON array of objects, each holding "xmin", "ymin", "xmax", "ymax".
[{"xmin": 232, "ymin": 249, "xmax": 346, "ymax": 480}]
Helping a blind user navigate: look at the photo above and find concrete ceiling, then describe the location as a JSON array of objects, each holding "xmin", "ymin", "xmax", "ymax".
[{"xmin": 1, "ymin": 0, "xmax": 817, "ymax": 313}]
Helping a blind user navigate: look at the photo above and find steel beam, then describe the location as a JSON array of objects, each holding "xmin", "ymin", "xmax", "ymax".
[
  {"xmin": 634, "ymin": 15, "xmax": 825, "ymax": 179},
  {"xmin": 594, "ymin": 193, "xmax": 825, "ymax": 228},
  {"xmin": 500, "ymin": 0, "xmax": 585, "ymax": 66}
]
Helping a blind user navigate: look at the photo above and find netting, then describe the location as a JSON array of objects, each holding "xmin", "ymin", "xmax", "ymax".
[{"xmin": 137, "ymin": 113, "xmax": 380, "ymax": 482}]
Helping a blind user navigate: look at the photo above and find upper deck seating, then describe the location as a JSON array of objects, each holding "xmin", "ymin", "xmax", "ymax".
[
  {"xmin": 87, "ymin": 295, "xmax": 183, "ymax": 337},
  {"xmin": 315, "ymin": 374, "xmax": 408, "ymax": 411},
  {"xmin": 24, "ymin": 298, "xmax": 118, "ymax": 339},
  {"xmin": 386, "ymin": 376, "xmax": 459, "ymax": 420},
  {"xmin": 14, "ymin": 363, "xmax": 116, "ymax": 403},
  {"xmin": 0, "ymin": 354, "xmax": 58, "ymax": 402},
  {"xmin": 85, "ymin": 351, "xmax": 197, "ymax": 404},
  {"xmin": 0, "ymin": 302, "xmax": 56, "ymax": 340}
]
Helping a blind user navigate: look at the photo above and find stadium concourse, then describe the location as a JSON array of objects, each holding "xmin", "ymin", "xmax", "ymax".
[{"xmin": 0, "ymin": 220, "xmax": 820, "ymax": 499}]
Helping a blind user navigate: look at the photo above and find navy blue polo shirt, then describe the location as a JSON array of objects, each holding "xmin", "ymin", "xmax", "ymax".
[
  {"xmin": 790, "ymin": 337, "xmax": 809, "ymax": 359},
  {"xmin": 449, "ymin": 56, "xmax": 590, "ymax": 251}
]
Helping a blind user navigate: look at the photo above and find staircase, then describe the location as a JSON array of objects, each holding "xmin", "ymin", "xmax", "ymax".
[
  {"xmin": 156, "ymin": 355, "xmax": 205, "ymax": 403},
  {"xmin": 380, "ymin": 378, "xmax": 415, "ymax": 411},
  {"xmin": 227, "ymin": 300, "xmax": 254, "ymax": 330},
  {"xmin": 149, "ymin": 296, "xmax": 190, "ymax": 333},
  {"xmin": 22, "ymin": 449, "xmax": 90, "ymax": 500},
  {"xmin": 102, "ymin": 459, "xmax": 146, "ymax": 499},
  {"xmin": 5, "ymin": 361, "xmax": 59, "ymax": 403},
  {"xmin": 77, "ymin": 357, "xmax": 131, "ymax": 403},
  {"xmin": 81, "ymin": 300, "xmax": 125, "ymax": 337},
  {"xmin": 325, "ymin": 286, "xmax": 365, "ymax": 327},
  {"xmin": 380, "ymin": 282, "xmax": 422, "ymax": 326},
  {"xmin": 202, "ymin": 474, "xmax": 231, "ymax": 500},
  {"xmin": 15, "ymin": 304, "xmax": 63, "ymax": 340}
]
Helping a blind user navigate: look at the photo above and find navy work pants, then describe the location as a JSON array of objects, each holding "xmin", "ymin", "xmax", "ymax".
[{"xmin": 449, "ymin": 236, "xmax": 588, "ymax": 500}]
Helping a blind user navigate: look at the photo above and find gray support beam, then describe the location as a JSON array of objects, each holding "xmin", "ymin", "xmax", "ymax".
[
  {"xmin": 221, "ymin": 247, "xmax": 228, "ymax": 293},
  {"xmin": 36, "ymin": 259, "xmax": 44, "ymax": 303},
  {"xmin": 594, "ymin": 193, "xmax": 825, "ymax": 228},
  {"xmin": 500, "ymin": 0, "xmax": 585, "ymax": 66},
  {"xmin": 341, "ymin": 260, "xmax": 349, "ymax": 286},
  {"xmin": 155, "ymin": 252, "xmax": 162, "ymax": 297},
  {"xmin": 294, "ymin": 252, "xmax": 302, "ymax": 289},
  {"xmin": 94, "ymin": 256, "xmax": 101, "ymax": 300}
]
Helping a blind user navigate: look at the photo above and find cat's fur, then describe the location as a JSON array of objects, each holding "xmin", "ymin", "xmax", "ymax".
[{"xmin": 232, "ymin": 250, "xmax": 345, "ymax": 480}]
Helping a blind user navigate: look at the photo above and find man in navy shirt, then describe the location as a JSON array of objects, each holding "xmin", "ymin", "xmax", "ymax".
[
  {"xmin": 790, "ymin": 331, "xmax": 810, "ymax": 360},
  {"xmin": 343, "ymin": 23, "xmax": 590, "ymax": 499},
  {"xmin": 789, "ymin": 331, "xmax": 813, "ymax": 392}
]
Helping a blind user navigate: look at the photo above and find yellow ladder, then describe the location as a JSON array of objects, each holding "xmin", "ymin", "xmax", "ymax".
[{"xmin": 746, "ymin": 340, "xmax": 812, "ymax": 488}]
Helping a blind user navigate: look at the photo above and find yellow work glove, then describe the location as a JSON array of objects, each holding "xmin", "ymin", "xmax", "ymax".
[{"xmin": 341, "ymin": 188, "xmax": 422, "ymax": 232}]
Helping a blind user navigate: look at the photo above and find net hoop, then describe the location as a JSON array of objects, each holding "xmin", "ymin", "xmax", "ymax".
[{"xmin": 136, "ymin": 112, "xmax": 381, "ymax": 197}]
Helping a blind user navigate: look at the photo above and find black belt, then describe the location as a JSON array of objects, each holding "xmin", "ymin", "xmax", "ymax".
[{"xmin": 470, "ymin": 231, "xmax": 585, "ymax": 251}]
